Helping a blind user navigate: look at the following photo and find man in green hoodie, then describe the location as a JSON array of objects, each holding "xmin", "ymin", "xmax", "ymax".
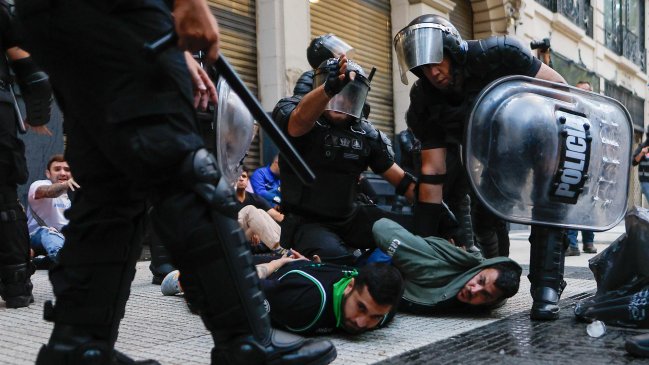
[{"xmin": 372, "ymin": 218, "xmax": 522, "ymax": 314}]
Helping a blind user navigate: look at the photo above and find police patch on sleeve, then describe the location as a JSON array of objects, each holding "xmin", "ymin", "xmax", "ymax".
[{"xmin": 549, "ymin": 110, "xmax": 591, "ymax": 204}]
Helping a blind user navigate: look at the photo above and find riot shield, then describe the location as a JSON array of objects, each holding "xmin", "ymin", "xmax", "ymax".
[
  {"xmin": 213, "ymin": 77, "xmax": 256, "ymax": 186},
  {"xmin": 465, "ymin": 76, "xmax": 632, "ymax": 230}
]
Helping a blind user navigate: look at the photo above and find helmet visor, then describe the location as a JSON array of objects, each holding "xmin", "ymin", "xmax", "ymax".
[
  {"xmin": 321, "ymin": 34, "xmax": 356, "ymax": 58},
  {"xmin": 325, "ymin": 76, "xmax": 370, "ymax": 118},
  {"xmin": 394, "ymin": 24, "xmax": 444, "ymax": 85}
]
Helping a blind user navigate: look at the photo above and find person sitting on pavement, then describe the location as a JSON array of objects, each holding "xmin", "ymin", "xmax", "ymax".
[
  {"xmin": 250, "ymin": 154, "xmax": 281, "ymax": 207},
  {"xmin": 372, "ymin": 218, "xmax": 521, "ymax": 314},
  {"xmin": 272, "ymin": 55, "xmax": 416, "ymax": 265},
  {"xmin": 226, "ymin": 167, "xmax": 287, "ymax": 254},
  {"xmin": 27, "ymin": 154, "xmax": 79, "ymax": 268},
  {"xmin": 162, "ymin": 250, "xmax": 404, "ymax": 335}
]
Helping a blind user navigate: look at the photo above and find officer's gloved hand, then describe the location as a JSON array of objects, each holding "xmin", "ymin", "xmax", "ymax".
[{"xmin": 323, "ymin": 57, "xmax": 352, "ymax": 97}]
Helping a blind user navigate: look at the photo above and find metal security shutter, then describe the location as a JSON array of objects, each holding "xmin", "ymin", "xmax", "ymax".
[
  {"xmin": 449, "ymin": 0, "xmax": 473, "ymax": 40},
  {"xmin": 208, "ymin": 0, "xmax": 261, "ymax": 168},
  {"xmin": 310, "ymin": 0, "xmax": 394, "ymax": 137}
]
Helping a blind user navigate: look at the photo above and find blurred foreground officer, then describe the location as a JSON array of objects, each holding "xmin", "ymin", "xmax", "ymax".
[
  {"xmin": 394, "ymin": 15, "xmax": 569, "ymax": 320},
  {"xmin": 0, "ymin": 0, "xmax": 52, "ymax": 309},
  {"xmin": 16, "ymin": 0, "xmax": 336, "ymax": 364}
]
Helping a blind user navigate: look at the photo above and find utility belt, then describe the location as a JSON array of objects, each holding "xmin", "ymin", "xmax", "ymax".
[{"xmin": 0, "ymin": 188, "xmax": 21, "ymax": 222}]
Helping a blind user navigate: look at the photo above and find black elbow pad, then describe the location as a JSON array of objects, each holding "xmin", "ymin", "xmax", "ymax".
[{"xmin": 12, "ymin": 57, "xmax": 53, "ymax": 126}]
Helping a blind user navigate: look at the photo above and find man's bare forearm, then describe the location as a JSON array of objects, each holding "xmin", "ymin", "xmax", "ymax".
[{"xmin": 35, "ymin": 183, "xmax": 68, "ymax": 199}]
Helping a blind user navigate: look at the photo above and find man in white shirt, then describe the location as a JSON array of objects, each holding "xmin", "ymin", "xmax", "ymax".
[{"xmin": 27, "ymin": 154, "xmax": 79, "ymax": 266}]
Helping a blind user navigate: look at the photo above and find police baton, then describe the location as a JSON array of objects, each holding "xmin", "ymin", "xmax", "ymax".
[
  {"xmin": 9, "ymin": 84, "xmax": 27, "ymax": 134},
  {"xmin": 144, "ymin": 33, "xmax": 316, "ymax": 185}
]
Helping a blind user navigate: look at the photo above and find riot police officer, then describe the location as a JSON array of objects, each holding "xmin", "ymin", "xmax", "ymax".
[
  {"xmin": 273, "ymin": 56, "xmax": 416, "ymax": 265},
  {"xmin": 393, "ymin": 14, "xmax": 568, "ymax": 320},
  {"xmin": 0, "ymin": 0, "xmax": 52, "ymax": 309},
  {"xmin": 16, "ymin": 0, "xmax": 336, "ymax": 364}
]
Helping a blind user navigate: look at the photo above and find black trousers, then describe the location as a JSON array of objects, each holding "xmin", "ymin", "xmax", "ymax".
[
  {"xmin": 282, "ymin": 204, "xmax": 413, "ymax": 265},
  {"xmin": 0, "ymin": 101, "xmax": 29, "ymax": 267},
  {"xmin": 17, "ymin": 0, "xmax": 252, "ymax": 341}
]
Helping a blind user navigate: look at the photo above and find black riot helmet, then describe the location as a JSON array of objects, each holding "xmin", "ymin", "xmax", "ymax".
[
  {"xmin": 313, "ymin": 58, "xmax": 370, "ymax": 119},
  {"xmin": 393, "ymin": 14, "xmax": 467, "ymax": 84},
  {"xmin": 307, "ymin": 34, "xmax": 355, "ymax": 69}
]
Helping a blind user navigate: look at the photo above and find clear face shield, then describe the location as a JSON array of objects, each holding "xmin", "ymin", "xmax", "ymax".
[
  {"xmin": 393, "ymin": 23, "xmax": 446, "ymax": 84},
  {"xmin": 320, "ymin": 34, "xmax": 356, "ymax": 59},
  {"xmin": 215, "ymin": 77, "xmax": 256, "ymax": 186},
  {"xmin": 314, "ymin": 60, "xmax": 370, "ymax": 119}
]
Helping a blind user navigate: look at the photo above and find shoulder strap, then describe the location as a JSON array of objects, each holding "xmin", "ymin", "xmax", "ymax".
[{"xmin": 29, "ymin": 205, "xmax": 51, "ymax": 229}]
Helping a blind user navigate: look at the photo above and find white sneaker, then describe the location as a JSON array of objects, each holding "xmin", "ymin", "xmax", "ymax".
[{"xmin": 161, "ymin": 270, "xmax": 183, "ymax": 296}]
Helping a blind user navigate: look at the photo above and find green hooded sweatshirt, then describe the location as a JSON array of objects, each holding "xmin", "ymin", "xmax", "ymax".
[{"xmin": 372, "ymin": 218, "xmax": 522, "ymax": 310}]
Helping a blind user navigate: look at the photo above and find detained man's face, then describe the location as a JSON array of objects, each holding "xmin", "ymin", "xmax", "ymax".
[
  {"xmin": 421, "ymin": 55, "xmax": 452, "ymax": 90},
  {"xmin": 456, "ymin": 268, "xmax": 503, "ymax": 306},
  {"xmin": 46, "ymin": 161, "xmax": 71, "ymax": 185},
  {"xmin": 341, "ymin": 280, "xmax": 392, "ymax": 334}
]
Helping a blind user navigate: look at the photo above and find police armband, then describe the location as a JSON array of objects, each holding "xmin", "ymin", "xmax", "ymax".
[
  {"xmin": 395, "ymin": 171, "xmax": 416, "ymax": 196},
  {"xmin": 11, "ymin": 57, "xmax": 52, "ymax": 126},
  {"xmin": 419, "ymin": 174, "xmax": 447, "ymax": 185}
]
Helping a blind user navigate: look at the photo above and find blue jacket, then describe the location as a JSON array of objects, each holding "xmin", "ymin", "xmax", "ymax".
[{"xmin": 250, "ymin": 165, "xmax": 281, "ymax": 206}]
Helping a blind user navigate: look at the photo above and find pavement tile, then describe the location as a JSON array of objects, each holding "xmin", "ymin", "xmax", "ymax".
[{"xmin": 1, "ymin": 223, "xmax": 640, "ymax": 365}]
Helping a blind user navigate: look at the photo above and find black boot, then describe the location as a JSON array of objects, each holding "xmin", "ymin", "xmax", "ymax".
[
  {"xmin": 475, "ymin": 230, "xmax": 499, "ymax": 259},
  {"xmin": 149, "ymin": 241, "xmax": 175, "ymax": 285},
  {"xmin": 0, "ymin": 263, "xmax": 35, "ymax": 308},
  {"xmin": 36, "ymin": 325, "xmax": 160, "ymax": 365},
  {"xmin": 211, "ymin": 330, "xmax": 336, "ymax": 365},
  {"xmin": 626, "ymin": 333, "xmax": 649, "ymax": 357},
  {"xmin": 447, "ymin": 194, "xmax": 479, "ymax": 252},
  {"xmin": 528, "ymin": 226, "xmax": 566, "ymax": 320},
  {"xmin": 35, "ymin": 217, "xmax": 154, "ymax": 365},
  {"xmin": 145, "ymin": 207, "xmax": 176, "ymax": 285}
]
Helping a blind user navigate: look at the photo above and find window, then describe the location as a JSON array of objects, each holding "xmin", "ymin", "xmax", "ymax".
[
  {"xmin": 535, "ymin": 0, "xmax": 593, "ymax": 37},
  {"xmin": 604, "ymin": 0, "xmax": 645, "ymax": 71}
]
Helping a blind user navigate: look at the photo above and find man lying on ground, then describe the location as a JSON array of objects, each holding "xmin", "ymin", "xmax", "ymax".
[
  {"xmin": 372, "ymin": 218, "xmax": 522, "ymax": 314},
  {"xmin": 162, "ymin": 251, "xmax": 404, "ymax": 335}
]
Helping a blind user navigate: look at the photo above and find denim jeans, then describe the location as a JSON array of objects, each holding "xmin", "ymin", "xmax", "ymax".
[
  {"xmin": 566, "ymin": 229, "xmax": 594, "ymax": 248},
  {"xmin": 641, "ymin": 182, "xmax": 649, "ymax": 203},
  {"xmin": 30, "ymin": 226, "xmax": 65, "ymax": 263}
]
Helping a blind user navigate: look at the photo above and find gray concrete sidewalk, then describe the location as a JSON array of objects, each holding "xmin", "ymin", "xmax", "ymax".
[{"xmin": 0, "ymin": 223, "xmax": 627, "ymax": 364}]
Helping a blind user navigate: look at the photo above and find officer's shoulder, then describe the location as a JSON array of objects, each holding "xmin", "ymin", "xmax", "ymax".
[
  {"xmin": 467, "ymin": 36, "xmax": 534, "ymax": 73},
  {"xmin": 272, "ymin": 95, "xmax": 303, "ymax": 122},
  {"xmin": 358, "ymin": 119, "xmax": 380, "ymax": 139}
]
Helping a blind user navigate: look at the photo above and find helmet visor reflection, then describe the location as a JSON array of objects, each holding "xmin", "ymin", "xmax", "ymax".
[{"xmin": 394, "ymin": 24, "xmax": 444, "ymax": 85}]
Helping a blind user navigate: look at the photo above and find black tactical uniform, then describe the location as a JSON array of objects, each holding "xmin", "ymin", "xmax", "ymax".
[
  {"xmin": 396, "ymin": 14, "xmax": 567, "ymax": 320},
  {"xmin": 16, "ymin": 1, "xmax": 335, "ymax": 364},
  {"xmin": 406, "ymin": 35, "xmax": 539, "ymax": 258},
  {"xmin": 273, "ymin": 95, "xmax": 398, "ymax": 265},
  {"xmin": 0, "ymin": 1, "xmax": 51, "ymax": 309}
]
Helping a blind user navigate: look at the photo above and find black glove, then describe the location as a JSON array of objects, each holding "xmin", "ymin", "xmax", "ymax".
[
  {"xmin": 323, "ymin": 58, "xmax": 351, "ymax": 97},
  {"xmin": 12, "ymin": 57, "xmax": 53, "ymax": 126}
]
